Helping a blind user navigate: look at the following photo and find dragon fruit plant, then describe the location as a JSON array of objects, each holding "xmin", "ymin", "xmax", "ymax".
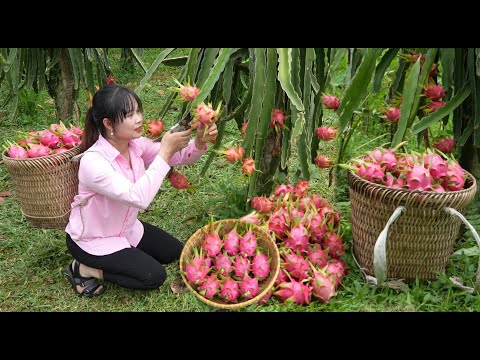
[{"xmin": 3, "ymin": 122, "xmax": 82, "ymax": 159}]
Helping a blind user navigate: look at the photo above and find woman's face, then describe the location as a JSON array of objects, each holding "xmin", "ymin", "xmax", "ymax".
[{"xmin": 112, "ymin": 102, "xmax": 144, "ymax": 141}]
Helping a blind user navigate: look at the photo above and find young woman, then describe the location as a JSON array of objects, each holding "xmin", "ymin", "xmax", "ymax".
[{"xmin": 64, "ymin": 84, "xmax": 217, "ymax": 297}]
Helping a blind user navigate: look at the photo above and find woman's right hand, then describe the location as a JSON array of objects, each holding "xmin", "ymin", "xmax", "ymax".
[{"xmin": 158, "ymin": 128, "xmax": 192, "ymax": 162}]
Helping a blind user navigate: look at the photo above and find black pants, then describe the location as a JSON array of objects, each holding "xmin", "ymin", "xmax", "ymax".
[{"xmin": 66, "ymin": 221, "xmax": 183, "ymax": 290}]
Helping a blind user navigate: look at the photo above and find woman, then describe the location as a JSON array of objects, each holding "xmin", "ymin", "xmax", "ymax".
[{"xmin": 64, "ymin": 84, "xmax": 217, "ymax": 297}]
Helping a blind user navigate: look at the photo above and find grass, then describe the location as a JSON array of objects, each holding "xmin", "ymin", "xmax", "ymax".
[{"xmin": 1, "ymin": 48, "xmax": 480, "ymax": 312}]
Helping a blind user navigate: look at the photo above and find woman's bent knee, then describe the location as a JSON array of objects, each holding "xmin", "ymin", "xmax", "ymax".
[{"xmin": 143, "ymin": 266, "xmax": 167, "ymax": 289}]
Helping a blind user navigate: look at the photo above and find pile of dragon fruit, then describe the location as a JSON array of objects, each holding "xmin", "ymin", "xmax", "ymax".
[
  {"xmin": 241, "ymin": 180, "xmax": 347, "ymax": 305},
  {"xmin": 184, "ymin": 222, "xmax": 273, "ymax": 303},
  {"xmin": 3, "ymin": 122, "xmax": 82, "ymax": 159},
  {"xmin": 349, "ymin": 146, "xmax": 467, "ymax": 192}
]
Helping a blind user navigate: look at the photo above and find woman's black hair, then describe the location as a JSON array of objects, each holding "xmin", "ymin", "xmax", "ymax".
[{"xmin": 81, "ymin": 84, "xmax": 143, "ymax": 152}]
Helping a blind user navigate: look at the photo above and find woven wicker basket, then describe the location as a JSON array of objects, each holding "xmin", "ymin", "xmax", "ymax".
[
  {"xmin": 2, "ymin": 146, "xmax": 82, "ymax": 229},
  {"xmin": 180, "ymin": 219, "xmax": 280, "ymax": 310},
  {"xmin": 348, "ymin": 170, "xmax": 477, "ymax": 281}
]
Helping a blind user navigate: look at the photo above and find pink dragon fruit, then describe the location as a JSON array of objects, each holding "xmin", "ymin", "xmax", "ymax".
[
  {"xmin": 220, "ymin": 277, "xmax": 240, "ymax": 302},
  {"xmin": 424, "ymin": 84, "xmax": 445, "ymax": 101},
  {"xmin": 282, "ymin": 250, "xmax": 310, "ymax": 281},
  {"xmin": 434, "ymin": 138, "xmax": 456, "ymax": 154},
  {"xmin": 284, "ymin": 224, "xmax": 309, "ymax": 253},
  {"xmin": 213, "ymin": 252, "xmax": 233, "ymax": 275},
  {"xmin": 251, "ymin": 252, "xmax": 270, "ymax": 281},
  {"xmin": 223, "ymin": 227, "xmax": 240, "ymax": 256},
  {"xmin": 442, "ymin": 162, "xmax": 466, "ymax": 191},
  {"xmin": 26, "ymin": 143, "xmax": 51, "ymax": 158},
  {"xmin": 385, "ymin": 173, "xmax": 404, "ymax": 189},
  {"xmin": 242, "ymin": 157, "xmax": 256, "ymax": 176},
  {"xmin": 240, "ymin": 211, "xmax": 262, "ymax": 225},
  {"xmin": 268, "ymin": 211, "xmax": 288, "ymax": 239},
  {"xmin": 306, "ymin": 244, "xmax": 328, "ymax": 268},
  {"xmin": 239, "ymin": 230, "xmax": 257, "ymax": 257},
  {"xmin": 405, "ymin": 165, "xmax": 432, "ymax": 191},
  {"xmin": 192, "ymin": 102, "xmax": 221, "ymax": 128},
  {"xmin": 384, "ymin": 107, "xmax": 401, "ymax": 124},
  {"xmin": 202, "ymin": 228, "xmax": 222, "ymax": 257},
  {"xmin": 326, "ymin": 260, "xmax": 346, "ymax": 288},
  {"xmin": 427, "ymin": 100, "xmax": 446, "ymax": 113},
  {"xmin": 310, "ymin": 271, "xmax": 336, "ymax": 303},
  {"xmin": 270, "ymin": 108, "xmax": 286, "ymax": 129},
  {"xmin": 321, "ymin": 95, "xmax": 340, "ymax": 110},
  {"xmin": 274, "ymin": 268, "xmax": 289, "ymax": 286},
  {"xmin": 294, "ymin": 180, "xmax": 309, "ymax": 198},
  {"xmin": 6, "ymin": 143, "xmax": 28, "ymax": 159},
  {"xmin": 233, "ymin": 255, "xmax": 251, "ymax": 278},
  {"xmin": 273, "ymin": 184, "xmax": 295, "ymax": 199},
  {"xmin": 223, "ymin": 146, "xmax": 245, "ymax": 162},
  {"xmin": 185, "ymin": 248, "xmax": 210, "ymax": 285},
  {"xmin": 251, "ymin": 196, "xmax": 274, "ymax": 213},
  {"xmin": 314, "ymin": 155, "xmax": 333, "ymax": 168},
  {"xmin": 274, "ymin": 279, "xmax": 312, "ymax": 305},
  {"xmin": 38, "ymin": 130, "xmax": 61, "ymax": 149},
  {"xmin": 61, "ymin": 129, "xmax": 80, "ymax": 149},
  {"xmin": 168, "ymin": 171, "xmax": 191, "ymax": 190},
  {"xmin": 315, "ymin": 126, "xmax": 337, "ymax": 141},
  {"xmin": 239, "ymin": 273, "xmax": 259, "ymax": 299},
  {"xmin": 321, "ymin": 232, "xmax": 344, "ymax": 258},
  {"xmin": 198, "ymin": 274, "xmax": 220, "ymax": 299},
  {"xmin": 423, "ymin": 153, "xmax": 447, "ymax": 181},
  {"xmin": 173, "ymin": 79, "xmax": 200, "ymax": 102}
]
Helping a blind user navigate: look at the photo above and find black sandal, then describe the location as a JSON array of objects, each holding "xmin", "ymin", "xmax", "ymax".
[{"xmin": 64, "ymin": 261, "xmax": 106, "ymax": 298}]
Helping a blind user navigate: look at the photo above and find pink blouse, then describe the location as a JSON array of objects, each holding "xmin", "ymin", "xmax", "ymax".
[{"xmin": 65, "ymin": 134, "xmax": 207, "ymax": 256}]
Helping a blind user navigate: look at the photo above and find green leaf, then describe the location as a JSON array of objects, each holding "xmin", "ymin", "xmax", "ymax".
[
  {"xmin": 337, "ymin": 48, "xmax": 378, "ymax": 133},
  {"xmin": 243, "ymin": 49, "xmax": 266, "ymax": 157},
  {"xmin": 195, "ymin": 48, "xmax": 220, "ymax": 88},
  {"xmin": 372, "ymin": 48, "xmax": 399, "ymax": 93},
  {"xmin": 135, "ymin": 48, "xmax": 175, "ymax": 93},
  {"xmin": 191, "ymin": 48, "xmax": 236, "ymax": 109},
  {"xmin": 162, "ymin": 56, "xmax": 188, "ymax": 67},
  {"xmin": 411, "ymin": 85, "xmax": 471, "ymax": 134},
  {"xmin": 277, "ymin": 48, "xmax": 304, "ymax": 113},
  {"xmin": 391, "ymin": 57, "xmax": 421, "ymax": 147},
  {"xmin": 440, "ymin": 48, "xmax": 455, "ymax": 97},
  {"xmin": 247, "ymin": 48, "xmax": 277, "ymax": 200},
  {"xmin": 127, "ymin": 48, "xmax": 148, "ymax": 73}
]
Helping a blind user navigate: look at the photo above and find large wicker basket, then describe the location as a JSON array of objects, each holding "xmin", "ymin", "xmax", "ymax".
[
  {"xmin": 348, "ymin": 170, "xmax": 477, "ymax": 281},
  {"xmin": 180, "ymin": 219, "xmax": 280, "ymax": 310},
  {"xmin": 2, "ymin": 146, "xmax": 82, "ymax": 229}
]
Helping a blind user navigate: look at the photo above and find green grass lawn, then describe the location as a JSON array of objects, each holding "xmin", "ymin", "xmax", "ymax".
[{"xmin": 1, "ymin": 48, "xmax": 480, "ymax": 312}]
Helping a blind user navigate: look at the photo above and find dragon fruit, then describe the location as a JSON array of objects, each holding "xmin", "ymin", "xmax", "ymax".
[
  {"xmin": 168, "ymin": 171, "xmax": 190, "ymax": 190},
  {"xmin": 239, "ymin": 230, "xmax": 257, "ymax": 257},
  {"xmin": 434, "ymin": 138, "xmax": 455, "ymax": 154},
  {"xmin": 270, "ymin": 108, "xmax": 286, "ymax": 129},
  {"xmin": 223, "ymin": 227, "xmax": 240, "ymax": 255},
  {"xmin": 252, "ymin": 196, "xmax": 274, "ymax": 213},
  {"xmin": 274, "ymin": 280, "xmax": 312, "ymax": 304},
  {"xmin": 424, "ymin": 84, "xmax": 445, "ymax": 101},
  {"xmin": 306, "ymin": 244, "xmax": 328, "ymax": 268},
  {"xmin": 220, "ymin": 277, "xmax": 240, "ymax": 302},
  {"xmin": 213, "ymin": 252, "xmax": 233, "ymax": 275},
  {"xmin": 242, "ymin": 157, "xmax": 256, "ymax": 176},
  {"xmin": 314, "ymin": 155, "xmax": 333, "ymax": 169},
  {"xmin": 251, "ymin": 252, "xmax": 270, "ymax": 281},
  {"xmin": 321, "ymin": 95, "xmax": 340, "ymax": 110},
  {"xmin": 315, "ymin": 126, "xmax": 337, "ymax": 141},
  {"xmin": 384, "ymin": 107, "xmax": 401, "ymax": 124},
  {"xmin": 321, "ymin": 232, "xmax": 345, "ymax": 258},
  {"xmin": 284, "ymin": 224, "xmax": 309, "ymax": 252},
  {"xmin": 233, "ymin": 255, "xmax": 251, "ymax": 278},
  {"xmin": 310, "ymin": 271, "xmax": 336, "ymax": 303},
  {"xmin": 282, "ymin": 250, "xmax": 310, "ymax": 281},
  {"xmin": 239, "ymin": 274, "xmax": 259, "ymax": 299},
  {"xmin": 198, "ymin": 274, "xmax": 220, "ymax": 299}
]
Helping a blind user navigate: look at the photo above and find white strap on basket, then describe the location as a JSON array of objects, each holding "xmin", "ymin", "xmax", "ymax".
[
  {"xmin": 373, "ymin": 206, "xmax": 406, "ymax": 285},
  {"xmin": 444, "ymin": 207, "xmax": 480, "ymax": 294},
  {"xmin": 369, "ymin": 205, "xmax": 480, "ymax": 294}
]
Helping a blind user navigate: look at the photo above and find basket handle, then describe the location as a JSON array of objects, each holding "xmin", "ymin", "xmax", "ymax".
[
  {"xmin": 444, "ymin": 207, "xmax": 480, "ymax": 294},
  {"xmin": 373, "ymin": 206, "xmax": 406, "ymax": 285},
  {"xmin": 371, "ymin": 206, "xmax": 480, "ymax": 294}
]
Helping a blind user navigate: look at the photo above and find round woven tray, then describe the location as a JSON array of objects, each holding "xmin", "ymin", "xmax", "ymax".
[
  {"xmin": 348, "ymin": 170, "xmax": 477, "ymax": 280},
  {"xmin": 180, "ymin": 219, "xmax": 280, "ymax": 310},
  {"xmin": 2, "ymin": 146, "xmax": 82, "ymax": 229}
]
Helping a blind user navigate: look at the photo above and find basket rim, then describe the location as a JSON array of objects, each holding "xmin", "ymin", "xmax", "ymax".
[
  {"xmin": 179, "ymin": 218, "xmax": 280, "ymax": 310},
  {"xmin": 348, "ymin": 168, "xmax": 477, "ymax": 197},
  {"xmin": 2, "ymin": 145, "xmax": 81, "ymax": 163}
]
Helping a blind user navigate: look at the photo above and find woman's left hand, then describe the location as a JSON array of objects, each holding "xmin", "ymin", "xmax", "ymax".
[{"xmin": 195, "ymin": 123, "xmax": 218, "ymax": 149}]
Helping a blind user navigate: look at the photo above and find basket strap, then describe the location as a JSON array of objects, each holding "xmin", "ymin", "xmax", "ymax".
[
  {"xmin": 444, "ymin": 207, "xmax": 480, "ymax": 294},
  {"xmin": 373, "ymin": 206, "xmax": 406, "ymax": 285}
]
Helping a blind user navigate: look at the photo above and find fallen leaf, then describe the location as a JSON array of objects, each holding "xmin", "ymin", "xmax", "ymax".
[
  {"xmin": 0, "ymin": 197, "xmax": 4, "ymax": 204},
  {"xmin": 0, "ymin": 191, "xmax": 13, "ymax": 197},
  {"xmin": 157, "ymin": 90, "xmax": 165, "ymax": 95}
]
